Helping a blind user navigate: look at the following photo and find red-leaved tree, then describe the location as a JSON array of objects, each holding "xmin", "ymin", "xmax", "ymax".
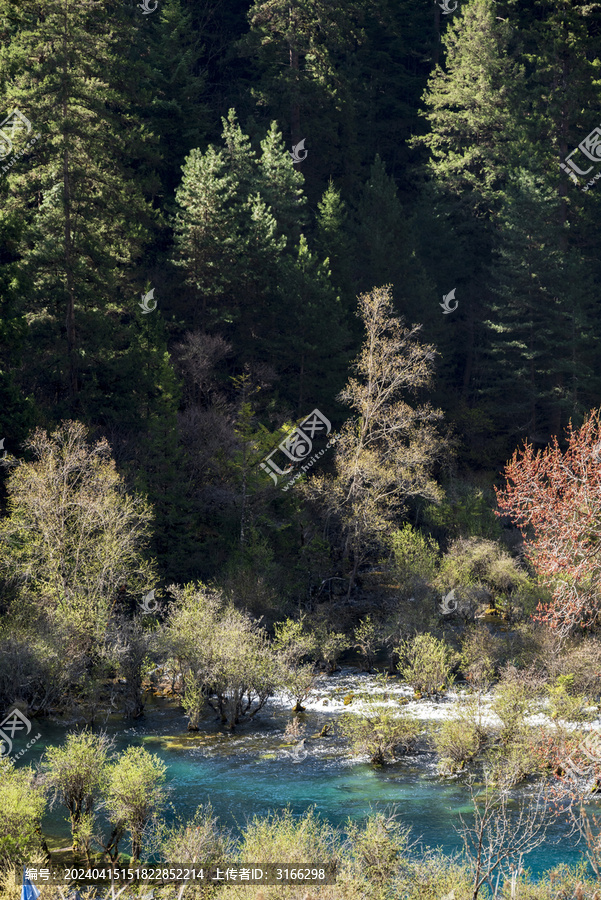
[{"xmin": 496, "ymin": 411, "xmax": 601, "ymax": 635}]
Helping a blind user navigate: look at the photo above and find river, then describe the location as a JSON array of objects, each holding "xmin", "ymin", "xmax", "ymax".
[{"xmin": 13, "ymin": 668, "xmax": 597, "ymax": 879}]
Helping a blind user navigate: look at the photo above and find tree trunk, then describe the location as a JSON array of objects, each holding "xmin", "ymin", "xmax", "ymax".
[
  {"xmin": 62, "ymin": 24, "xmax": 77, "ymax": 399},
  {"xmin": 289, "ymin": 4, "xmax": 301, "ymax": 146}
]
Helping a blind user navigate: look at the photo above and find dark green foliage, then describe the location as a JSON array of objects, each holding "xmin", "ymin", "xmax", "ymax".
[{"xmin": 0, "ymin": 0, "xmax": 600, "ymax": 623}]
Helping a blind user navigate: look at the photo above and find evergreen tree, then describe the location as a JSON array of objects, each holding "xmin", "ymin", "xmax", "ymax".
[
  {"xmin": 145, "ymin": 0, "xmax": 209, "ymax": 199},
  {"xmin": 484, "ymin": 171, "xmax": 597, "ymax": 449},
  {"xmin": 257, "ymin": 120, "xmax": 307, "ymax": 244},
  {"xmin": 173, "ymin": 112, "xmax": 349, "ymax": 411},
  {"xmin": 315, "ymin": 179, "xmax": 355, "ymax": 316},
  {"xmin": 355, "ymin": 156, "xmax": 433, "ymax": 324},
  {"xmin": 0, "ymin": 0, "xmax": 158, "ymax": 418}
]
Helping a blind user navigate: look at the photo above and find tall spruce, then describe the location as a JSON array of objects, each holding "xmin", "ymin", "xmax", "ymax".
[{"xmin": 0, "ymin": 0, "xmax": 158, "ymax": 418}]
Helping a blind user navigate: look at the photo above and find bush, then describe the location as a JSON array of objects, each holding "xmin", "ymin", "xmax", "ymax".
[
  {"xmin": 491, "ymin": 666, "xmax": 544, "ymax": 746},
  {"xmin": 159, "ymin": 802, "xmax": 234, "ymax": 874},
  {"xmin": 421, "ymin": 478, "xmax": 502, "ymax": 541},
  {"xmin": 274, "ymin": 618, "xmax": 318, "ymax": 711},
  {"xmin": 487, "ymin": 667, "xmax": 547, "ymax": 787},
  {"xmin": 433, "ymin": 697, "xmax": 489, "ymax": 774},
  {"xmin": 235, "ymin": 806, "xmax": 340, "ymax": 869},
  {"xmin": 165, "ymin": 584, "xmax": 284, "ymax": 730},
  {"xmin": 0, "ymin": 756, "xmax": 46, "ymax": 866},
  {"xmin": 397, "ymin": 633, "xmax": 456, "ymax": 698},
  {"xmin": 547, "ymin": 674, "xmax": 593, "ymax": 723},
  {"xmin": 459, "ymin": 625, "xmax": 502, "ymax": 690},
  {"xmin": 549, "ymin": 636, "xmax": 601, "ymax": 697},
  {"xmin": 340, "ymin": 705, "xmax": 420, "ymax": 765},
  {"xmin": 344, "ymin": 810, "xmax": 411, "ymax": 890},
  {"xmin": 353, "ymin": 615, "xmax": 380, "ymax": 672},
  {"xmin": 104, "ymin": 746, "xmax": 167, "ymax": 861},
  {"xmin": 389, "ymin": 524, "xmax": 439, "ymax": 596},
  {"xmin": 485, "ymin": 731, "xmax": 540, "ymax": 788},
  {"xmin": 436, "ymin": 537, "xmax": 536, "ymax": 618},
  {"xmin": 309, "ymin": 615, "xmax": 349, "ymax": 673}
]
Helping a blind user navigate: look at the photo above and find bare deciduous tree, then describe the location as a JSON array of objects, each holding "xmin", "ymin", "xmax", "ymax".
[
  {"xmin": 457, "ymin": 775, "xmax": 550, "ymax": 899},
  {"xmin": 305, "ymin": 285, "xmax": 445, "ymax": 596}
]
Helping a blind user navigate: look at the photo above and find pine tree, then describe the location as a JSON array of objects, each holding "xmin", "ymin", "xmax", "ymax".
[
  {"xmin": 408, "ymin": 0, "xmax": 528, "ymax": 456},
  {"xmin": 257, "ymin": 120, "xmax": 307, "ymax": 244},
  {"xmin": 275, "ymin": 235, "xmax": 349, "ymax": 413},
  {"xmin": 354, "ymin": 156, "xmax": 433, "ymax": 324},
  {"xmin": 145, "ymin": 0, "xmax": 208, "ymax": 199},
  {"xmin": 484, "ymin": 170, "xmax": 597, "ymax": 448},
  {"xmin": 0, "ymin": 0, "xmax": 158, "ymax": 415},
  {"xmin": 172, "ymin": 111, "xmax": 348, "ymax": 411},
  {"xmin": 173, "ymin": 111, "xmax": 285, "ymax": 333},
  {"xmin": 315, "ymin": 179, "xmax": 354, "ymax": 311}
]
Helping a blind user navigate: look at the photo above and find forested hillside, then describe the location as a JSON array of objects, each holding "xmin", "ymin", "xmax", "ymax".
[
  {"xmin": 0, "ymin": 0, "xmax": 599, "ymax": 596},
  {"xmin": 5, "ymin": 1, "xmax": 601, "ymax": 893}
]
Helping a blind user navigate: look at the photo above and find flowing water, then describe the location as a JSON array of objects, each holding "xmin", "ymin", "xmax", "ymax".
[{"xmin": 13, "ymin": 668, "xmax": 598, "ymax": 880}]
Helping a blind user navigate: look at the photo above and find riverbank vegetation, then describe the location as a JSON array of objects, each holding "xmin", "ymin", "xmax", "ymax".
[{"xmin": 2, "ymin": 0, "xmax": 601, "ymax": 892}]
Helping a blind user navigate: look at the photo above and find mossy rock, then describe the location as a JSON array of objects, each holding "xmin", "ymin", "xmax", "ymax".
[
  {"xmin": 321, "ymin": 699, "xmax": 329, "ymax": 706},
  {"xmin": 414, "ymin": 691, "xmax": 423, "ymax": 700},
  {"xmin": 343, "ymin": 693, "xmax": 354, "ymax": 705},
  {"xmin": 397, "ymin": 698, "xmax": 409, "ymax": 706}
]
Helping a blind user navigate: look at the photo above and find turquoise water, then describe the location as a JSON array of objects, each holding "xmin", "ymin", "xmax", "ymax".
[{"xmin": 13, "ymin": 692, "xmax": 595, "ymax": 879}]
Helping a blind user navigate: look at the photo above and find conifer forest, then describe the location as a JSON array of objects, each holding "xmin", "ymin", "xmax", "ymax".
[{"xmin": 4, "ymin": 1, "xmax": 601, "ymax": 897}]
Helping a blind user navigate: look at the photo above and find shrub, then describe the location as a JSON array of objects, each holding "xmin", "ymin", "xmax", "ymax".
[
  {"xmin": 390, "ymin": 524, "xmax": 439, "ymax": 595},
  {"xmin": 309, "ymin": 616, "xmax": 348, "ymax": 673},
  {"xmin": 344, "ymin": 810, "xmax": 411, "ymax": 889},
  {"xmin": 353, "ymin": 616, "xmax": 380, "ymax": 672},
  {"xmin": 485, "ymin": 731, "xmax": 540, "ymax": 788},
  {"xmin": 433, "ymin": 697, "xmax": 489, "ymax": 774},
  {"xmin": 421, "ymin": 479, "xmax": 502, "ymax": 542},
  {"xmin": 340, "ymin": 705, "xmax": 420, "ymax": 765},
  {"xmin": 0, "ymin": 756, "xmax": 46, "ymax": 866},
  {"xmin": 43, "ymin": 730, "xmax": 112, "ymax": 853},
  {"xmin": 436, "ymin": 537, "xmax": 536, "ymax": 618},
  {"xmin": 488, "ymin": 667, "xmax": 547, "ymax": 787},
  {"xmin": 491, "ymin": 666, "xmax": 543, "ymax": 746},
  {"xmin": 550, "ymin": 636, "xmax": 601, "ymax": 697},
  {"xmin": 235, "ymin": 806, "xmax": 340, "ymax": 868},
  {"xmin": 397, "ymin": 633, "xmax": 456, "ymax": 698},
  {"xmin": 159, "ymin": 802, "xmax": 234, "ymax": 872},
  {"xmin": 547, "ymin": 674, "xmax": 593, "ymax": 723},
  {"xmin": 460, "ymin": 625, "xmax": 502, "ymax": 690},
  {"xmin": 274, "ymin": 618, "xmax": 318, "ymax": 711},
  {"xmin": 104, "ymin": 746, "xmax": 167, "ymax": 861},
  {"xmin": 165, "ymin": 584, "xmax": 283, "ymax": 730}
]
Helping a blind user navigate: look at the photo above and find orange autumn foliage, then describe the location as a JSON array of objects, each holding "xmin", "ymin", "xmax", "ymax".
[{"xmin": 496, "ymin": 410, "xmax": 601, "ymax": 635}]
